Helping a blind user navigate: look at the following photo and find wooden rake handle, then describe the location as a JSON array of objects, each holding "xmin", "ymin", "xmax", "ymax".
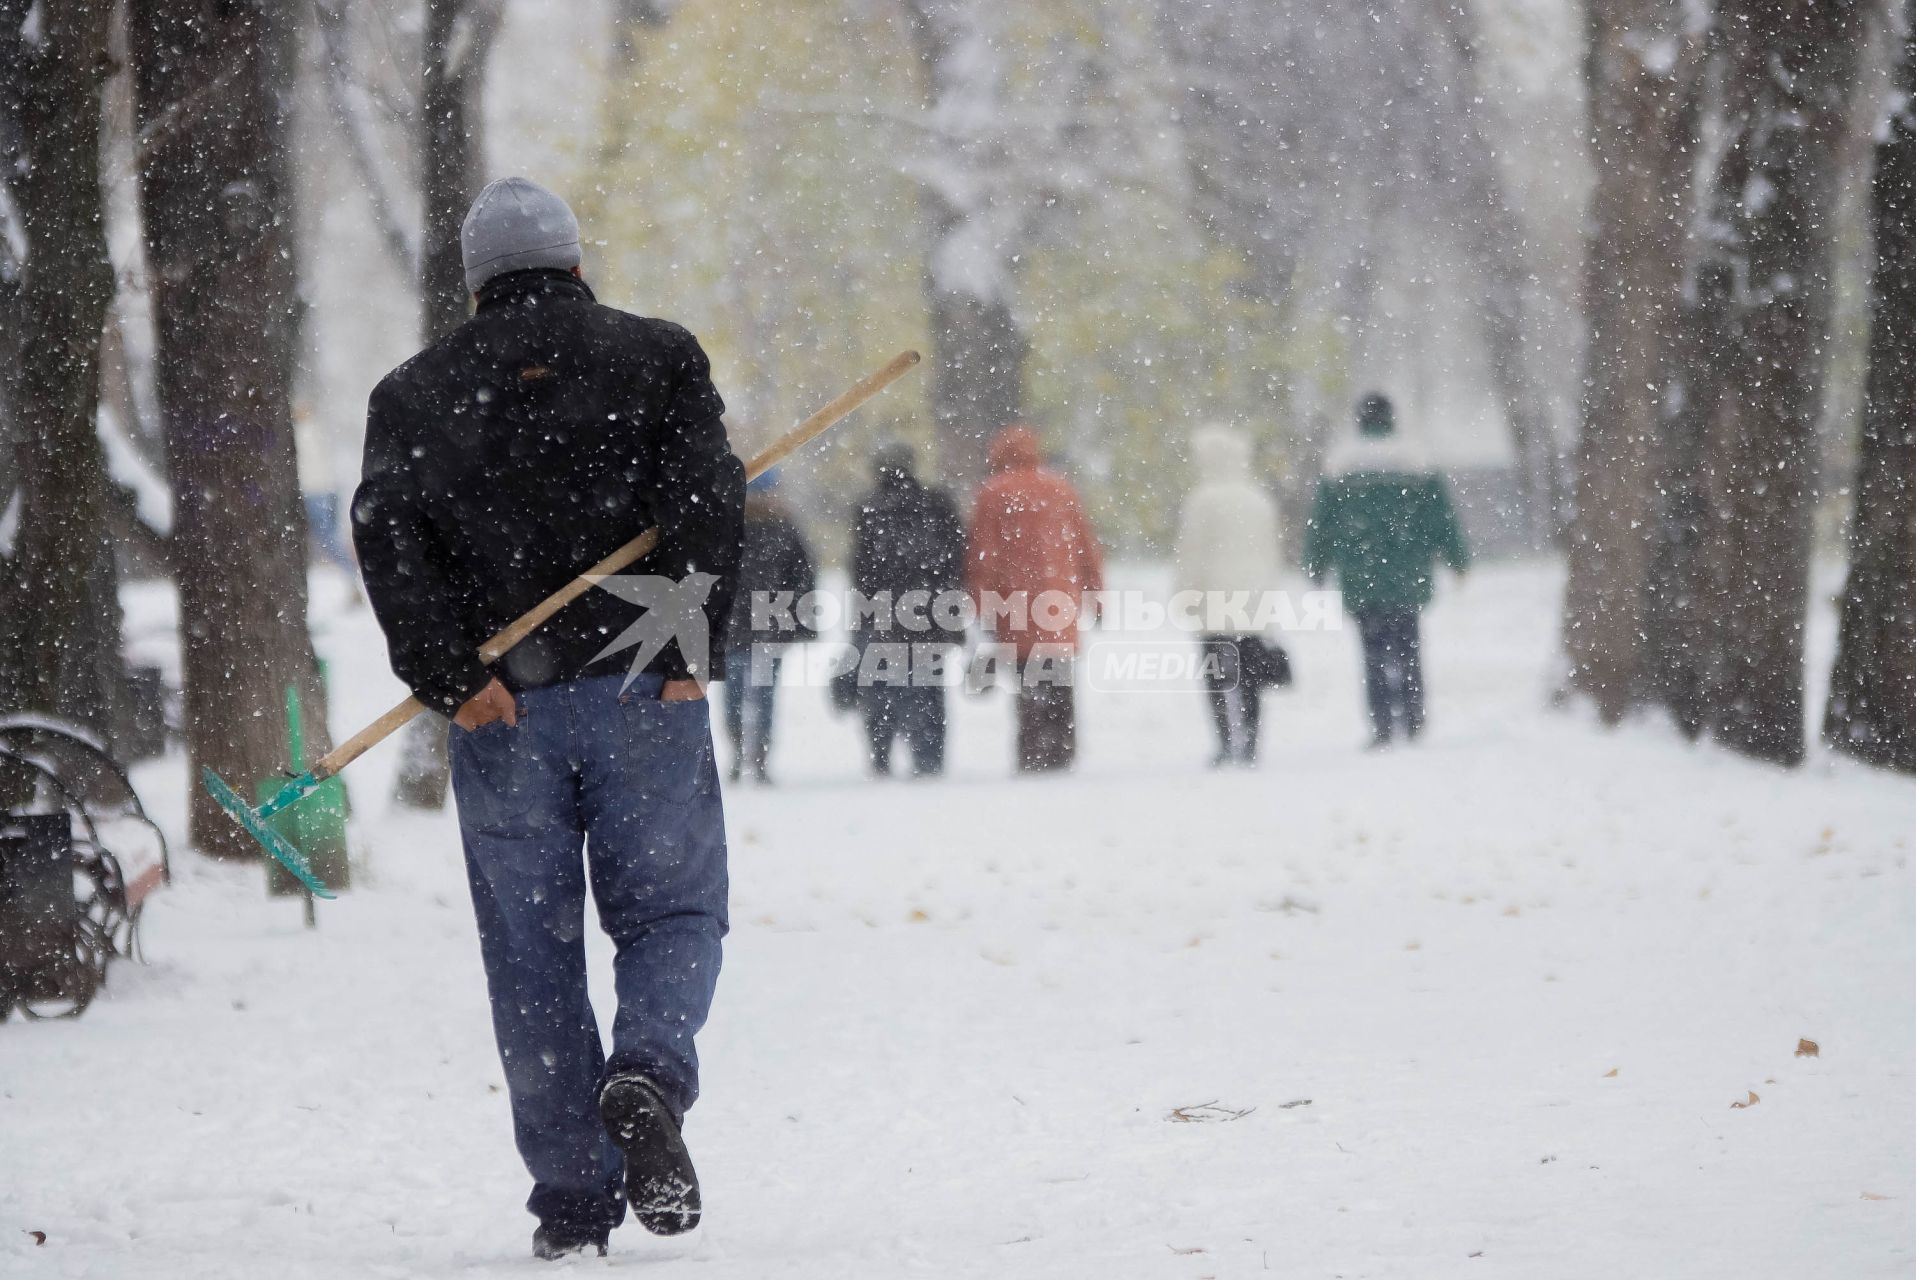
[{"xmin": 311, "ymin": 349, "xmax": 921, "ymax": 782}]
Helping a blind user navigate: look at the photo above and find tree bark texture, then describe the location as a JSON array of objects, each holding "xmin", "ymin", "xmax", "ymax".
[
  {"xmin": 1825, "ymin": 12, "xmax": 1916, "ymax": 771},
  {"xmin": 419, "ymin": 0, "xmax": 502, "ymax": 343},
  {"xmin": 1690, "ymin": 0, "xmax": 1864, "ymax": 766},
  {"xmin": 130, "ymin": 0, "xmax": 330, "ymax": 856},
  {"xmin": 0, "ymin": 1, "xmax": 123, "ymax": 742},
  {"xmin": 1562, "ymin": 0, "xmax": 1706, "ymax": 724}
]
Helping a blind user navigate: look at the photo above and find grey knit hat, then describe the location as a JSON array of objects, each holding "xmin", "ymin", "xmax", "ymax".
[{"xmin": 460, "ymin": 177, "xmax": 582, "ymax": 293}]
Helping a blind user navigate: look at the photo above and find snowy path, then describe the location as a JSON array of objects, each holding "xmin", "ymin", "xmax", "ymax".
[{"xmin": 5, "ymin": 565, "xmax": 1914, "ymax": 1278}]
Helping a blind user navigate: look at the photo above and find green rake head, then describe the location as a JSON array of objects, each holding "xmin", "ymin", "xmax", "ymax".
[{"xmin": 201, "ymin": 767, "xmax": 337, "ymax": 899}]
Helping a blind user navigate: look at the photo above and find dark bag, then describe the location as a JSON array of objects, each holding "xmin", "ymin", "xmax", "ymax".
[{"xmin": 1239, "ymin": 635, "xmax": 1292, "ymax": 691}]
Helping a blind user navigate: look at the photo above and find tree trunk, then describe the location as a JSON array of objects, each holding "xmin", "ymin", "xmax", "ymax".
[
  {"xmin": 1825, "ymin": 15, "xmax": 1916, "ymax": 770},
  {"xmin": 1692, "ymin": 0, "xmax": 1864, "ymax": 766},
  {"xmin": 312, "ymin": 0, "xmax": 417, "ymax": 274},
  {"xmin": 0, "ymin": 2, "xmax": 122, "ymax": 743},
  {"xmin": 1561, "ymin": 0, "xmax": 1704, "ymax": 724},
  {"xmin": 901, "ymin": 0, "xmax": 1030, "ymax": 495},
  {"xmin": 0, "ymin": 12, "xmax": 22, "ymax": 498},
  {"xmin": 418, "ymin": 0, "xmax": 501, "ymax": 343},
  {"xmin": 393, "ymin": 0, "xmax": 503, "ymax": 811},
  {"xmin": 1642, "ymin": 259, "xmax": 1734, "ymax": 737},
  {"xmin": 130, "ymin": 0, "xmax": 330, "ymax": 857},
  {"xmin": 923, "ymin": 285, "xmax": 1026, "ymax": 494},
  {"xmin": 1438, "ymin": 5, "xmax": 1564, "ymax": 545}
]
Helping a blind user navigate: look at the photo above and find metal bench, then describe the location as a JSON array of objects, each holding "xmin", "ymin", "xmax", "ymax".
[{"xmin": 0, "ymin": 717, "xmax": 170, "ymax": 1020}]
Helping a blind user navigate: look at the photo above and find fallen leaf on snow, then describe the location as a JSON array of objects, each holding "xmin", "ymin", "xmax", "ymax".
[
  {"xmin": 1796, "ymin": 1038, "xmax": 1820, "ymax": 1058},
  {"xmin": 1167, "ymin": 1244, "xmax": 1206, "ymax": 1255},
  {"xmin": 1169, "ymin": 1101, "xmax": 1255, "ymax": 1123},
  {"xmin": 1730, "ymin": 1091, "xmax": 1760, "ymax": 1109},
  {"xmin": 1861, "ymin": 1192, "xmax": 1892, "ymax": 1201},
  {"xmin": 26, "ymin": 1231, "xmax": 45, "ymax": 1246},
  {"xmin": 1603, "ymin": 1068, "xmax": 1619, "ymax": 1078},
  {"xmin": 907, "ymin": 909, "xmax": 930, "ymax": 923}
]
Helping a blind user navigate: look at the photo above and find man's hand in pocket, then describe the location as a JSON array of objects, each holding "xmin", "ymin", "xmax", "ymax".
[
  {"xmin": 455, "ymin": 677, "xmax": 519, "ymax": 730},
  {"xmin": 661, "ymin": 678, "xmax": 706, "ymax": 703}
]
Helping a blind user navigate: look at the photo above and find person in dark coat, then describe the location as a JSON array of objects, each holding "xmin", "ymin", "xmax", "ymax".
[
  {"xmin": 849, "ymin": 441, "xmax": 966, "ymax": 776},
  {"xmin": 721, "ymin": 468, "xmax": 816, "ymax": 783},
  {"xmin": 353, "ymin": 177, "xmax": 743, "ymax": 1259},
  {"xmin": 1303, "ymin": 393, "xmax": 1469, "ymax": 747}
]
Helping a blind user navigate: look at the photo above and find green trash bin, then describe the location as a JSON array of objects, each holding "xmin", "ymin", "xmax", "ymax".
[{"xmin": 259, "ymin": 679, "xmax": 351, "ymax": 898}]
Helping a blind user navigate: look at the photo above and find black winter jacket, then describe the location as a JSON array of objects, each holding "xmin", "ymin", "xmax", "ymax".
[
  {"xmin": 724, "ymin": 494, "xmax": 819, "ymax": 648},
  {"xmin": 353, "ymin": 270, "xmax": 746, "ymax": 713},
  {"xmin": 850, "ymin": 470, "xmax": 967, "ymax": 644}
]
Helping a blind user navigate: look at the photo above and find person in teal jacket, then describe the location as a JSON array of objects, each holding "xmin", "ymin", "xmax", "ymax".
[{"xmin": 1303, "ymin": 394, "xmax": 1469, "ymax": 745}]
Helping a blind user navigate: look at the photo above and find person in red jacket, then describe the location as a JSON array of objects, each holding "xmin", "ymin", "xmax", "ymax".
[{"xmin": 966, "ymin": 425, "xmax": 1105, "ymax": 771}]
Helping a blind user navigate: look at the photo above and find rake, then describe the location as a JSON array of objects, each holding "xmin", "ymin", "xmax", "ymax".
[{"xmin": 204, "ymin": 350, "xmax": 922, "ymax": 897}]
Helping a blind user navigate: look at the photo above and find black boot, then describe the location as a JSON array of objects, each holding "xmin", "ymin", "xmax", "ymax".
[
  {"xmin": 532, "ymin": 1224, "xmax": 607, "ymax": 1260},
  {"xmin": 600, "ymin": 1074, "xmax": 701, "ymax": 1236}
]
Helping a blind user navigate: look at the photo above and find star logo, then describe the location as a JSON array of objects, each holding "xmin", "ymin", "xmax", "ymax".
[{"xmin": 589, "ymin": 572, "xmax": 720, "ymax": 693}]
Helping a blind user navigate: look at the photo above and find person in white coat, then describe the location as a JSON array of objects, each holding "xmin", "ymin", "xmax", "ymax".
[{"xmin": 1175, "ymin": 423, "xmax": 1284, "ymax": 765}]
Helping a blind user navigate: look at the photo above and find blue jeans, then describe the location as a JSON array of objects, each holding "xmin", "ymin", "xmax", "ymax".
[
  {"xmin": 721, "ymin": 648, "xmax": 779, "ymax": 773},
  {"xmin": 449, "ymin": 672, "xmax": 728, "ymax": 1234}
]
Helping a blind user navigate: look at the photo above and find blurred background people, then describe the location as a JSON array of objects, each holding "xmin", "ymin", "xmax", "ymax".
[
  {"xmin": 295, "ymin": 404, "xmax": 363, "ymax": 606},
  {"xmin": 1305, "ymin": 394, "xmax": 1469, "ymax": 747},
  {"xmin": 850, "ymin": 441, "xmax": 967, "ymax": 777},
  {"xmin": 1175, "ymin": 422, "xmax": 1283, "ymax": 766},
  {"xmin": 967, "ymin": 426, "xmax": 1104, "ymax": 773},
  {"xmin": 723, "ymin": 469, "xmax": 816, "ymax": 783}
]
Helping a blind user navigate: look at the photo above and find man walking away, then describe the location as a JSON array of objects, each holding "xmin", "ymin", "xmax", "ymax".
[
  {"xmin": 850, "ymin": 441, "xmax": 966, "ymax": 776},
  {"xmin": 967, "ymin": 425, "xmax": 1104, "ymax": 772},
  {"xmin": 352, "ymin": 177, "xmax": 745, "ymax": 1260},
  {"xmin": 722, "ymin": 468, "xmax": 816, "ymax": 784},
  {"xmin": 1303, "ymin": 393, "xmax": 1468, "ymax": 747},
  {"xmin": 1175, "ymin": 422, "xmax": 1282, "ymax": 766}
]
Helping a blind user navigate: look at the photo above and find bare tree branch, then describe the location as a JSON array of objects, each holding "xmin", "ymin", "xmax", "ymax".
[{"xmin": 312, "ymin": 0, "xmax": 418, "ymax": 273}]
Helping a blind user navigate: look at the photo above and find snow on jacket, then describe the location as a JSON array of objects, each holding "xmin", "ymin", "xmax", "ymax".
[
  {"xmin": 1302, "ymin": 431, "xmax": 1468, "ymax": 615},
  {"xmin": 966, "ymin": 426, "xmax": 1104, "ymax": 655},
  {"xmin": 353, "ymin": 269, "xmax": 746, "ymax": 711},
  {"xmin": 1174, "ymin": 424, "xmax": 1283, "ymax": 623},
  {"xmin": 851, "ymin": 466, "xmax": 967, "ymax": 645}
]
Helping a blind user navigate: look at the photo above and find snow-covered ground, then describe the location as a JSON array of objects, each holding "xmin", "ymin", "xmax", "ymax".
[{"xmin": 6, "ymin": 563, "xmax": 1914, "ymax": 1278}]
